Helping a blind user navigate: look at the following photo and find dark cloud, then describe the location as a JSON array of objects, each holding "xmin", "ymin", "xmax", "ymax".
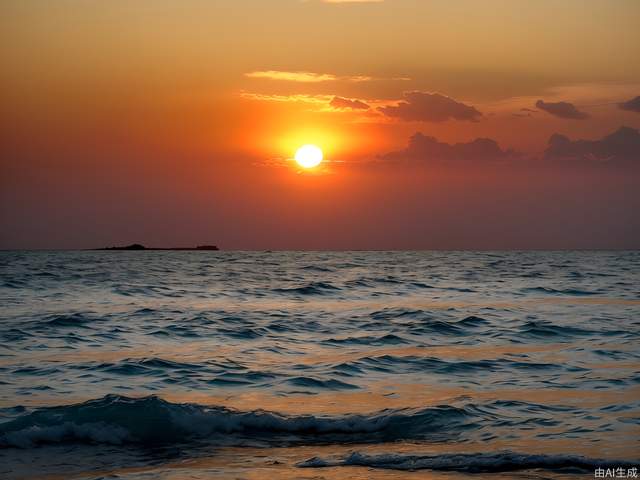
[
  {"xmin": 381, "ymin": 127, "xmax": 640, "ymax": 168},
  {"xmin": 329, "ymin": 96, "xmax": 370, "ymax": 110},
  {"xmin": 535, "ymin": 100, "xmax": 589, "ymax": 119},
  {"xmin": 381, "ymin": 132, "xmax": 516, "ymax": 163},
  {"xmin": 619, "ymin": 96, "xmax": 640, "ymax": 113},
  {"xmin": 544, "ymin": 126, "xmax": 640, "ymax": 163},
  {"xmin": 379, "ymin": 91, "xmax": 482, "ymax": 122}
]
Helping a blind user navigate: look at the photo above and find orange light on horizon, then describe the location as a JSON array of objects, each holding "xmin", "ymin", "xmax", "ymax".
[{"xmin": 277, "ymin": 126, "xmax": 343, "ymax": 162}]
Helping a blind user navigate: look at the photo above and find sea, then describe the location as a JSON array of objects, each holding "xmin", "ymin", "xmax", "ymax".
[{"xmin": 0, "ymin": 251, "xmax": 639, "ymax": 479}]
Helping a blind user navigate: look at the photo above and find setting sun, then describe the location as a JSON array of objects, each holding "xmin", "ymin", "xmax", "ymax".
[{"xmin": 294, "ymin": 144, "xmax": 323, "ymax": 168}]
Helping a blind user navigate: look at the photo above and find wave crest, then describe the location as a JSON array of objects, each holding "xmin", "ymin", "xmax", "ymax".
[{"xmin": 0, "ymin": 395, "xmax": 473, "ymax": 448}]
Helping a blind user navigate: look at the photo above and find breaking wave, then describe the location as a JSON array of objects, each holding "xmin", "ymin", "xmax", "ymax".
[{"xmin": 0, "ymin": 394, "xmax": 477, "ymax": 448}]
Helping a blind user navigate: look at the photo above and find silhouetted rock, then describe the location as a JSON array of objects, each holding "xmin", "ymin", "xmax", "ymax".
[{"xmin": 100, "ymin": 244, "xmax": 147, "ymax": 250}]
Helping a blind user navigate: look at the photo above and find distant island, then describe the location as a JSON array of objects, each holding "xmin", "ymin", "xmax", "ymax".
[{"xmin": 96, "ymin": 244, "xmax": 219, "ymax": 251}]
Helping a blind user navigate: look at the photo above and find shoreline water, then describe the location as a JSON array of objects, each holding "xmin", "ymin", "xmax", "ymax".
[{"xmin": 1, "ymin": 251, "xmax": 638, "ymax": 479}]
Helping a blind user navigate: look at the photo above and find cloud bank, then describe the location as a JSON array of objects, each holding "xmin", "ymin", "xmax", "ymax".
[
  {"xmin": 381, "ymin": 132, "xmax": 516, "ymax": 163},
  {"xmin": 381, "ymin": 127, "xmax": 640, "ymax": 168},
  {"xmin": 379, "ymin": 92, "xmax": 482, "ymax": 122},
  {"xmin": 544, "ymin": 126, "xmax": 640, "ymax": 163}
]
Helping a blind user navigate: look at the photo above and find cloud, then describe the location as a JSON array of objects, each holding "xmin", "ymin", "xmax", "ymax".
[
  {"xmin": 379, "ymin": 92, "xmax": 482, "ymax": 122},
  {"xmin": 240, "ymin": 92, "xmax": 331, "ymax": 105},
  {"xmin": 535, "ymin": 100, "xmax": 589, "ymax": 119},
  {"xmin": 379, "ymin": 127, "xmax": 639, "ymax": 170},
  {"xmin": 240, "ymin": 92, "xmax": 372, "ymax": 113},
  {"xmin": 544, "ymin": 126, "xmax": 640, "ymax": 163},
  {"xmin": 329, "ymin": 96, "xmax": 370, "ymax": 110},
  {"xmin": 245, "ymin": 71, "xmax": 337, "ymax": 82},
  {"xmin": 619, "ymin": 96, "xmax": 640, "ymax": 113},
  {"xmin": 245, "ymin": 70, "xmax": 371, "ymax": 83},
  {"xmin": 381, "ymin": 132, "xmax": 517, "ymax": 163}
]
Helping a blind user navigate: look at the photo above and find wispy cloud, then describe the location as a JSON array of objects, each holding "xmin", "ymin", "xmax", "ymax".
[
  {"xmin": 245, "ymin": 71, "xmax": 336, "ymax": 82},
  {"xmin": 240, "ymin": 92, "xmax": 380, "ymax": 116},
  {"xmin": 245, "ymin": 70, "xmax": 372, "ymax": 83},
  {"xmin": 239, "ymin": 92, "xmax": 332, "ymax": 104}
]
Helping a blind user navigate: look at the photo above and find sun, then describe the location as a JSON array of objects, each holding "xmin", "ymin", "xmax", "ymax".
[{"xmin": 294, "ymin": 144, "xmax": 323, "ymax": 169}]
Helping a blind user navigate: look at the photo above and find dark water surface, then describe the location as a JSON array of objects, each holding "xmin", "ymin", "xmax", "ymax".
[{"xmin": 0, "ymin": 251, "xmax": 639, "ymax": 479}]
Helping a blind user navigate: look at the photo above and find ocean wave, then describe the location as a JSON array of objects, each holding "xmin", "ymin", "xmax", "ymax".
[
  {"xmin": 521, "ymin": 286, "xmax": 599, "ymax": 296},
  {"xmin": 456, "ymin": 315, "xmax": 490, "ymax": 327},
  {"xmin": 148, "ymin": 324, "xmax": 202, "ymax": 338},
  {"xmin": 297, "ymin": 451, "xmax": 633, "ymax": 473},
  {"xmin": 322, "ymin": 333, "xmax": 409, "ymax": 346},
  {"xmin": 369, "ymin": 308, "xmax": 427, "ymax": 320},
  {"xmin": 340, "ymin": 354, "xmax": 570, "ymax": 376},
  {"xmin": 409, "ymin": 320, "xmax": 467, "ymax": 336},
  {"xmin": 284, "ymin": 376, "xmax": 359, "ymax": 390},
  {"xmin": 85, "ymin": 357, "xmax": 207, "ymax": 376},
  {"xmin": 207, "ymin": 371, "xmax": 278, "ymax": 386},
  {"xmin": 300, "ymin": 265, "xmax": 334, "ymax": 272},
  {"xmin": 0, "ymin": 328, "xmax": 34, "ymax": 343},
  {"xmin": 218, "ymin": 327, "xmax": 268, "ymax": 339},
  {"xmin": 272, "ymin": 282, "xmax": 341, "ymax": 296},
  {"xmin": 366, "ymin": 309, "xmax": 477, "ymax": 335},
  {"xmin": 0, "ymin": 395, "xmax": 475, "ymax": 448},
  {"xmin": 518, "ymin": 320, "xmax": 624, "ymax": 339},
  {"xmin": 42, "ymin": 313, "xmax": 97, "ymax": 328}
]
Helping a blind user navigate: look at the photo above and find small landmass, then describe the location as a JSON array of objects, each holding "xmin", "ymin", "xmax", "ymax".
[{"xmin": 96, "ymin": 244, "xmax": 219, "ymax": 251}]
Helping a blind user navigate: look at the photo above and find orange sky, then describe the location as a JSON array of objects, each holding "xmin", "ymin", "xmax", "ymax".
[{"xmin": 1, "ymin": 0, "xmax": 639, "ymax": 249}]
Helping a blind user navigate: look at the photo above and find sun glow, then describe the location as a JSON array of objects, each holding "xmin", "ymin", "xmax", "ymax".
[{"xmin": 294, "ymin": 144, "xmax": 323, "ymax": 168}]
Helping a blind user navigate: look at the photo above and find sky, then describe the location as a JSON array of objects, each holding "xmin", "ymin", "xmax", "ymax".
[{"xmin": 1, "ymin": 0, "xmax": 639, "ymax": 249}]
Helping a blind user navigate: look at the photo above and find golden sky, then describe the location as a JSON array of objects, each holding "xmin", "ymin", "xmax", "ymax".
[{"xmin": 1, "ymin": 0, "xmax": 639, "ymax": 249}]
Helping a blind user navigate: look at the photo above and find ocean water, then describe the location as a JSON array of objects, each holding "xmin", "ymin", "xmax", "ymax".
[{"xmin": 0, "ymin": 251, "xmax": 639, "ymax": 479}]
